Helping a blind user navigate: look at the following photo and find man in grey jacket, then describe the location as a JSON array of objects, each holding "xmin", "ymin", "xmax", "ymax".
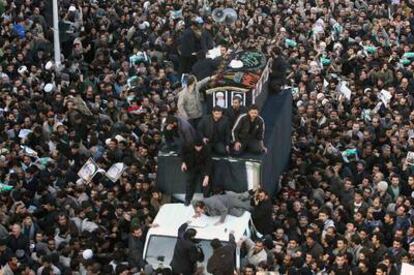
[
  {"xmin": 177, "ymin": 74, "xmax": 216, "ymax": 128},
  {"xmin": 193, "ymin": 191, "xmax": 253, "ymax": 224}
]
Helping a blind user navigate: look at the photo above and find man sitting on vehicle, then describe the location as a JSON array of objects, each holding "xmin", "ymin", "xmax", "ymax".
[
  {"xmin": 197, "ymin": 106, "xmax": 231, "ymax": 155},
  {"xmin": 193, "ymin": 191, "xmax": 253, "ymax": 224},
  {"xmin": 231, "ymin": 104, "xmax": 267, "ymax": 155}
]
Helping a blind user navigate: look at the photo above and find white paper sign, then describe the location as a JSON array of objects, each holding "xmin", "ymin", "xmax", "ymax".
[
  {"xmin": 407, "ymin": 152, "xmax": 414, "ymax": 166},
  {"xmin": 77, "ymin": 158, "xmax": 99, "ymax": 183},
  {"xmin": 401, "ymin": 263, "xmax": 414, "ymax": 275},
  {"xmin": 21, "ymin": 146, "xmax": 38, "ymax": 157},
  {"xmin": 105, "ymin": 162, "xmax": 127, "ymax": 182},
  {"xmin": 337, "ymin": 81, "xmax": 351, "ymax": 100},
  {"xmin": 379, "ymin": 89, "xmax": 392, "ymax": 106},
  {"xmin": 18, "ymin": 129, "xmax": 32, "ymax": 139}
]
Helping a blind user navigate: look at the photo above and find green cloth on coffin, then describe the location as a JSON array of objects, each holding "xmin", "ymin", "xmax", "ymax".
[{"xmin": 230, "ymin": 51, "xmax": 267, "ymax": 71}]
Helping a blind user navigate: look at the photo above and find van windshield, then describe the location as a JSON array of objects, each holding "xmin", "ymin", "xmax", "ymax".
[{"xmin": 145, "ymin": 235, "xmax": 229, "ymax": 273}]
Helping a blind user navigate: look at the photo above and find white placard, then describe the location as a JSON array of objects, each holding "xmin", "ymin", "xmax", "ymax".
[
  {"xmin": 407, "ymin": 152, "xmax": 414, "ymax": 166},
  {"xmin": 401, "ymin": 263, "xmax": 414, "ymax": 275},
  {"xmin": 21, "ymin": 146, "xmax": 38, "ymax": 157},
  {"xmin": 77, "ymin": 158, "xmax": 99, "ymax": 183},
  {"xmin": 337, "ymin": 81, "xmax": 351, "ymax": 100},
  {"xmin": 105, "ymin": 162, "xmax": 127, "ymax": 182},
  {"xmin": 379, "ymin": 89, "xmax": 392, "ymax": 106}
]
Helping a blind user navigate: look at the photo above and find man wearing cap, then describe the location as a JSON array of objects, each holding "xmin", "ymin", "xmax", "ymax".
[
  {"xmin": 181, "ymin": 137, "xmax": 212, "ymax": 205},
  {"xmin": 197, "ymin": 106, "xmax": 231, "ymax": 155}
]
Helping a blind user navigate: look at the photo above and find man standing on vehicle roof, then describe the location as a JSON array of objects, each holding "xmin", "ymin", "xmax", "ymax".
[{"xmin": 181, "ymin": 137, "xmax": 213, "ymax": 205}]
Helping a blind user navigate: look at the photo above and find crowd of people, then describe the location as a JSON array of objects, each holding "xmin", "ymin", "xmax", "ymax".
[{"xmin": 1, "ymin": 0, "xmax": 414, "ymax": 274}]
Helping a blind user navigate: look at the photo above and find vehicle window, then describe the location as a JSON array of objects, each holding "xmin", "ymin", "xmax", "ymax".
[{"xmin": 145, "ymin": 235, "xmax": 177, "ymax": 268}]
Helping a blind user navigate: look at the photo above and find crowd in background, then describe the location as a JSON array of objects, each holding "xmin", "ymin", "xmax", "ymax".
[{"xmin": 1, "ymin": 0, "xmax": 414, "ymax": 274}]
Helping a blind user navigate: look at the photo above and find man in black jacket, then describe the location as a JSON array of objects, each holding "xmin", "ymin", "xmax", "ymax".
[
  {"xmin": 197, "ymin": 106, "xmax": 231, "ymax": 155},
  {"xmin": 128, "ymin": 226, "xmax": 146, "ymax": 270},
  {"xmin": 178, "ymin": 22, "xmax": 200, "ymax": 75},
  {"xmin": 269, "ymin": 47, "xmax": 288, "ymax": 94},
  {"xmin": 231, "ymin": 105, "xmax": 267, "ymax": 155},
  {"xmin": 200, "ymin": 20, "xmax": 214, "ymax": 55},
  {"xmin": 7, "ymin": 224, "xmax": 29, "ymax": 254},
  {"xmin": 163, "ymin": 115, "xmax": 196, "ymax": 152},
  {"xmin": 181, "ymin": 138, "xmax": 213, "ymax": 205},
  {"xmin": 207, "ymin": 232, "xmax": 236, "ymax": 275},
  {"xmin": 251, "ymin": 189, "xmax": 274, "ymax": 236},
  {"xmin": 170, "ymin": 222, "xmax": 203, "ymax": 275},
  {"xmin": 226, "ymin": 96, "xmax": 247, "ymax": 127}
]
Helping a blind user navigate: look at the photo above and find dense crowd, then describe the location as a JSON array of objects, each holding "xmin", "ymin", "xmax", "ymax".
[{"xmin": 1, "ymin": 0, "xmax": 414, "ymax": 274}]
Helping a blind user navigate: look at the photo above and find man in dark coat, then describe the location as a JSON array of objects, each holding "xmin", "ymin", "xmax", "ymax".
[
  {"xmin": 269, "ymin": 47, "xmax": 288, "ymax": 94},
  {"xmin": 225, "ymin": 96, "xmax": 247, "ymax": 127},
  {"xmin": 197, "ymin": 106, "xmax": 231, "ymax": 155},
  {"xmin": 7, "ymin": 224, "xmax": 29, "ymax": 253},
  {"xmin": 181, "ymin": 137, "xmax": 213, "ymax": 205},
  {"xmin": 128, "ymin": 226, "xmax": 146, "ymax": 270},
  {"xmin": 192, "ymin": 54, "xmax": 220, "ymax": 80},
  {"xmin": 178, "ymin": 22, "xmax": 200, "ymax": 74},
  {"xmin": 163, "ymin": 115, "xmax": 196, "ymax": 152},
  {"xmin": 200, "ymin": 20, "xmax": 214, "ymax": 55},
  {"xmin": 231, "ymin": 104, "xmax": 266, "ymax": 155},
  {"xmin": 251, "ymin": 189, "xmax": 273, "ymax": 236},
  {"xmin": 207, "ymin": 233, "xmax": 236, "ymax": 275},
  {"xmin": 170, "ymin": 222, "xmax": 203, "ymax": 275}
]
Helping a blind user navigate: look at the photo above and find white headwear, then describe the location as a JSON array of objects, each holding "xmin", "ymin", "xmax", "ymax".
[
  {"xmin": 143, "ymin": 1, "xmax": 151, "ymax": 10},
  {"xmin": 82, "ymin": 249, "xmax": 93, "ymax": 260},
  {"xmin": 45, "ymin": 61, "xmax": 54, "ymax": 71},
  {"xmin": 377, "ymin": 181, "xmax": 388, "ymax": 192},
  {"xmin": 69, "ymin": 5, "xmax": 77, "ymax": 12},
  {"xmin": 18, "ymin": 65, "xmax": 28, "ymax": 75},
  {"xmin": 44, "ymin": 83, "xmax": 54, "ymax": 93}
]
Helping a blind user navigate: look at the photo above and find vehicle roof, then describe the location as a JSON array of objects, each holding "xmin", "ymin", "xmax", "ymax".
[{"xmin": 148, "ymin": 203, "xmax": 251, "ymax": 241}]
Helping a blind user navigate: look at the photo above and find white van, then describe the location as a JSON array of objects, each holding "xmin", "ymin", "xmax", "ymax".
[{"xmin": 143, "ymin": 203, "xmax": 260, "ymax": 273}]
